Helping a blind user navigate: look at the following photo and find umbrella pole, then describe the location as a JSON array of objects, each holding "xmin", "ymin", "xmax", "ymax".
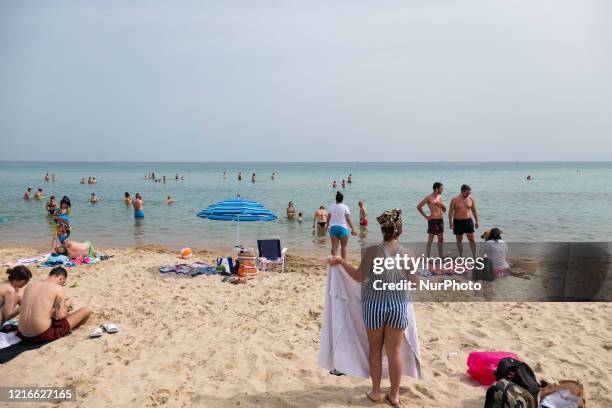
[{"xmin": 236, "ymin": 218, "xmax": 240, "ymax": 248}]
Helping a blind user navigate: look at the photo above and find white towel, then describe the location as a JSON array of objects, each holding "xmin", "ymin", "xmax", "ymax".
[
  {"xmin": 318, "ymin": 264, "xmax": 422, "ymax": 379},
  {"xmin": 0, "ymin": 332, "xmax": 22, "ymax": 349}
]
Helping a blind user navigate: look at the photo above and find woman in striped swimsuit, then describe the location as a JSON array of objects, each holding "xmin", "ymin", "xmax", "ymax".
[{"xmin": 328, "ymin": 209, "xmax": 417, "ymax": 407}]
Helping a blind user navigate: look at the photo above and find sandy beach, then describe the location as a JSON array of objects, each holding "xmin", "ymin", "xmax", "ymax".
[{"xmin": 1, "ymin": 245, "xmax": 610, "ymax": 407}]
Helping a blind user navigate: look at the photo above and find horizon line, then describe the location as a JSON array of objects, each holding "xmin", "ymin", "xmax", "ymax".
[{"xmin": 1, "ymin": 160, "xmax": 611, "ymax": 164}]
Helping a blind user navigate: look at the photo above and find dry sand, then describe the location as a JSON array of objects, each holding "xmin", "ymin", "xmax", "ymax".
[{"xmin": 1, "ymin": 245, "xmax": 611, "ymax": 407}]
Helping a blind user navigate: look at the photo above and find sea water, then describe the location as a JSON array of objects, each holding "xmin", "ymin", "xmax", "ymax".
[{"xmin": 0, "ymin": 162, "xmax": 610, "ymax": 252}]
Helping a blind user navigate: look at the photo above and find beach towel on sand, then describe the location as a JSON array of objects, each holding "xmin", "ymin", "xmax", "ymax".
[
  {"xmin": 159, "ymin": 262, "xmax": 216, "ymax": 277},
  {"xmin": 39, "ymin": 254, "xmax": 101, "ymax": 268},
  {"xmin": 2, "ymin": 253, "xmax": 51, "ymax": 268},
  {"xmin": 318, "ymin": 265, "xmax": 422, "ymax": 379}
]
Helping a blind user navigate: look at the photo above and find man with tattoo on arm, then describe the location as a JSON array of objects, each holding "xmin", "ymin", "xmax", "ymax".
[{"xmin": 16, "ymin": 267, "xmax": 92, "ymax": 344}]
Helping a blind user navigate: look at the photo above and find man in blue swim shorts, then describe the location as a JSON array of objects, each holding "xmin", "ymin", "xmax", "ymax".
[
  {"xmin": 326, "ymin": 191, "xmax": 356, "ymax": 260},
  {"xmin": 133, "ymin": 193, "xmax": 144, "ymax": 218}
]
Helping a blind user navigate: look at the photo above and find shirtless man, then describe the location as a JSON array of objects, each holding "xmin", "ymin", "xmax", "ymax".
[
  {"xmin": 448, "ymin": 184, "xmax": 479, "ymax": 258},
  {"xmin": 133, "ymin": 193, "xmax": 144, "ymax": 219},
  {"xmin": 23, "ymin": 188, "xmax": 32, "ymax": 200},
  {"xmin": 313, "ymin": 206, "xmax": 328, "ymax": 233},
  {"xmin": 90, "ymin": 193, "xmax": 99, "ymax": 203},
  {"xmin": 34, "ymin": 188, "xmax": 43, "ymax": 200},
  {"xmin": 55, "ymin": 240, "xmax": 95, "ymax": 259},
  {"xmin": 17, "ymin": 267, "xmax": 91, "ymax": 344},
  {"xmin": 166, "ymin": 195, "xmax": 175, "ymax": 204},
  {"xmin": 358, "ymin": 200, "xmax": 368, "ymax": 227},
  {"xmin": 417, "ymin": 182, "xmax": 446, "ymax": 258}
]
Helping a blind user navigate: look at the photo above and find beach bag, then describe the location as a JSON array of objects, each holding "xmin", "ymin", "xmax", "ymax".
[
  {"xmin": 467, "ymin": 352, "xmax": 520, "ymax": 386},
  {"xmin": 216, "ymin": 257, "xmax": 234, "ymax": 273},
  {"xmin": 484, "ymin": 379, "xmax": 536, "ymax": 408},
  {"xmin": 495, "ymin": 358, "xmax": 540, "ymax": 400},
  {"xmin": 473, "ymin": 258, "xmax": 494, "ymax": 281},
  {"xmin": 539, "ymin": 380, "xmax": 587, "ymax": 408}
]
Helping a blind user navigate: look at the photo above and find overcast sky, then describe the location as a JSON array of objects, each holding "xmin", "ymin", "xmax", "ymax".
[{"xmin": 1, "ymin": 1, "xmax": 611, "ymax": 162}]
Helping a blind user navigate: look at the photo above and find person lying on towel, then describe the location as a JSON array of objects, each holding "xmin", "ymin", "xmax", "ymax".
[
  {"xmin": 55, "ymin": 240, "xmax": 95, "ymax": 259},
  {"xmin": 17, "ymin": 267, "xmax": 92, "ymax": 344}
]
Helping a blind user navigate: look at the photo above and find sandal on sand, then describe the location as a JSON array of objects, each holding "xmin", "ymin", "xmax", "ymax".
[
  {"xmin": 365, "ymin": 391, "xmax": 382, "ymax": 403},
  {"xmin": 384, "ymin": 395, "xmax": 400, "ymax": 408},
  {"xmin": 102, "ymin": 323, "xmax": 118, "ymax": 334},
  {"xmin": 89, "ymin": 327, "xmax": 103, "ymax": 338}
]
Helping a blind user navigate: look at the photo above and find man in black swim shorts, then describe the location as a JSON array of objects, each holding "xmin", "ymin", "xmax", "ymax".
[{"xmin": 449, "ymin": 184, "xmax": 479, "ymax": 258}]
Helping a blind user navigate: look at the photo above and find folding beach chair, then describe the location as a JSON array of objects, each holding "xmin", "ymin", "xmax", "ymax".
[{"xmin": 257, "ymin": 239, "xmax": 288, "ymax": 273}]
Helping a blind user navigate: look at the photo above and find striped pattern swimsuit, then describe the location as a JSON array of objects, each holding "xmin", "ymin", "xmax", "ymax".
[{"xmin": 362, "ymin": 244, "xmax": 410, "ymax": 330}]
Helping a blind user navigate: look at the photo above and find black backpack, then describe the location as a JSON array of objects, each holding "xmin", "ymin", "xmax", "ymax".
[{"xmin": 494, "ymin": 358, "xmax": 540, "ymax": 401}]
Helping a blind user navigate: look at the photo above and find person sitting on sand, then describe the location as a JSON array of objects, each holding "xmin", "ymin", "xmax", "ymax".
[
  {"xmin": 313, "ymin": 206, "xmax": 328, "ymax": 233},
  {"xmin": 328, "ymin": 209, "xmax": 418, "ymax": 407},
  {"xmin": 46, "ymin": 196, "xmax": 57, "ymax": 216},
  {"xmin": 482, "ymin": 227, "xmax": 510, "ymax": 277},
  {"xmin": 359, "ymin": 200, "xmax": 368, "ymax": 227},
  {"xmin": 133, "ymin": 193, "xmax": 144, "ymax": 219},
  {"xmin": 55, "ymin": 240, "xmax": 95, "ymax": 259},
  {"xmin": 326, "ymin": 191, "xmax": 356, "ymax": 260},
  {"xmin": 16, "ymin": 267, "xmax": 92, "ymax": 344},
  {"xmin": 287, "ymin": 201, "xmax": 297, "ymax": 219},
  {"xmin": 124, "ymin": 192, "xmax": 132, "ymax": 205},
  {"xmin": 1, "ymin": 266, "xmax": 32, "ymax": 324},
  {"xmin": 90, "ymin": 193, "xmax": 99, "ymax": 203},
  {"xmin": 166, "ymin": 195, "xmax": 175, "ymax": 204}
]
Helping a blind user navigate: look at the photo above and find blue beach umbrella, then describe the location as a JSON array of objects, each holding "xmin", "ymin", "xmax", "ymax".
[{"xmin": 196, "ymin": 198, "xmax": 277, "ymax": 246}]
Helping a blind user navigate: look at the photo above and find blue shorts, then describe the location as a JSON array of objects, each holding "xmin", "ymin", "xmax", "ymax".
[
  {"xmin": 329, "ymin": 225, "xmax": 349, "ymax": 238},
  {"xmin": 134, "ymin": 210, "xmax": 144, "ymax": 219}
]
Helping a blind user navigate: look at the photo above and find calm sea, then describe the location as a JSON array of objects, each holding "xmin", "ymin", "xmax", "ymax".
[{"xmin": 0, "ymin": 162, "xmax": 610, "ymax": 252}]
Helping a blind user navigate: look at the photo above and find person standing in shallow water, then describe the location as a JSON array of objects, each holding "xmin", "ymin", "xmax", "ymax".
[
  {"xmin": 133, "ymin": 193, "xmax": 144, "ymax": 219},
  {"xmin": 326, "ymin": 191, "xmax": 356, "ymax": 260},
  {"xmin": 449, "ymin": 184, "xmax": 479, "ymax": 258},
  {"xmin": 416, "ymin": 182, "xmax": 446, "ymax": 258}
]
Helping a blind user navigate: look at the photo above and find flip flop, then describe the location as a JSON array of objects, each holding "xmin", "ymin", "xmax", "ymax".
[
  {"xmin": 365, "ymin": 391, "xmax": 382, "ymax": 403},
  {"xmin": 384, "ymin": 395, "xmax": 400, "ymax": 408},
  {"xmin": 89, "ymin": 327, "xmax": 103, "ymax": 338},
  {"xmin": 102, "ymin": 323, "xmax": 118, "ymax": 334}
]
